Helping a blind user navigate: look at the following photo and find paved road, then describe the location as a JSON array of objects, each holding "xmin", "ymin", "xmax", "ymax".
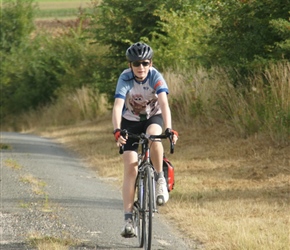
[{"xmin": 0, "ymin": 132, "xmax": 196, "ymax": 250}]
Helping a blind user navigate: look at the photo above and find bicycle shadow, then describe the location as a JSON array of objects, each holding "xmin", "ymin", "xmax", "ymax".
[{"xmin": 72, "ymin": 242, "xmax": 141, "ymax": 249}]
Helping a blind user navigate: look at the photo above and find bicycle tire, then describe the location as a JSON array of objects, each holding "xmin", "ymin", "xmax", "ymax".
[
  {"xmin": 143, "ymin": 163, "xmax": 153, "ymax": 250},
  {"xmin": 133, "ymin": 202, "xmax": 142, "ymax": 247}
]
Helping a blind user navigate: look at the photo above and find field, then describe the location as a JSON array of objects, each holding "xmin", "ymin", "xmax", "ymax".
[
  {"xmin": 33, "ymin": 0, "xmax": 94, "ymax": 35},
  {"xmin": 35, "ymin": 0, "xmax": 92, "ymax": 19}
]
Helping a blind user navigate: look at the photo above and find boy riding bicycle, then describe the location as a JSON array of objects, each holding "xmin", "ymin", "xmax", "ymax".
[{"xmin": 112, "ymin": 42, "xmax": 178, "ymax": 238}]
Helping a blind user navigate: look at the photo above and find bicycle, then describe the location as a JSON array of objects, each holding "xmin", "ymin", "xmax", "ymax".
[{"xmin": 119, "ymin": 129, "xmax": 174, "ymax": 250}]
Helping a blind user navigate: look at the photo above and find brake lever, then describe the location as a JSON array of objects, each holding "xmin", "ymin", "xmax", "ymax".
[
  {"xmin": 165, "ymin": 129, "xmax": 175, "ymax": 154},
  {"xmin": 119, "ymin": 145, "xmax": 124, "ymax": 154},
  {"xmin": 170, "ymin": 133, "xmax": 174, "ymax": 154},
  {"xmin": 119, "ymin": 129, "xmax": 127, "ymax": 155}
]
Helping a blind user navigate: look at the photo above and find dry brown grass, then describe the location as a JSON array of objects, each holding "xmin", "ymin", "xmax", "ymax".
[
  {"xmin": 36, "ymin": 114, "xmax": 290, "ymax": 250},
  {"xmin": 5, "ymin": 11, "xmax": 289, "ymax": 245},
  {"xmin": 4, "ymin": 62, "xmax": 289, "ymax": 249},
  {"xmin": 164, "ymin": 63, "xmax": 290, "ymax": 145},
  {"xmin": 28, "ymin": 234, "xmax": 77, "ymax": 250},
  {"xmin": 20, "ymin": 174, "xmax": 47, "ymax": 196},
  {"xmin": 13, "ymin": 62, "xmax": 288, "ymax": 249},
  {"xmin": 4, "ymin": 159, "xmax": 22, "ymax": 170}
]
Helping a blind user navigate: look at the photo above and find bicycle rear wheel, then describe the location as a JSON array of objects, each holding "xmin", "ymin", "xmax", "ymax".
[{"xmin": 142, "ymin": 164, "xmax": 154, "ymax": 250}]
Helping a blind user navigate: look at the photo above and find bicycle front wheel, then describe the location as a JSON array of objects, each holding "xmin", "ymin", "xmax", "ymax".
[
  {"xmin": 133, "ymin": 202, "xmax": 142, "ymax": 247},
  {"xmin": 142, "ymin": 163, "xmax": 154, "ymax": 250}
]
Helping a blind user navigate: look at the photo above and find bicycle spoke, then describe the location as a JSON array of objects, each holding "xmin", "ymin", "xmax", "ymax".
[
  {"xmin": 133, "ymin": 203, "xmax": 142, "ymax": 247},
  {"xmin": 143, "ymin": 164, "xmax": 153, "ymax": 250}
]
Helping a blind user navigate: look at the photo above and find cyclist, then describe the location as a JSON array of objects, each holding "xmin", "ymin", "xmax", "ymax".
[{"xmin": 112, "ymin": 42, "xmax": 178, "ymax": 238}]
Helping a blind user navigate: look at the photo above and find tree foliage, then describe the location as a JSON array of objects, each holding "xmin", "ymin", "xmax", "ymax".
[
  {"xmin": 0, "ymin": 2, "xmax": 100, "ymax": 118},
  {"xmin": 150, "ymin": 3, "xmax": 211, "ymax": 68},
  {"xmin": 87, "ymin": 0, "xmax": 195, "ymax": 100},
  {"xmin": 90, "ymin": 0, "xmax": 191, "ymax": 60},
  {"xmin": 1, "ymin": 0, "xmax": 289, "ymax": 121},
  {"xmin": 202, "ymin": 0, "xmax": 290, "ymax": 68},
  {"xmin": 0, "ymin": 0, "xmax": 35, "ymax": 53},
  {"xmin": 269, "ymin": 18, "xmax": 290, "ymax": 59}
]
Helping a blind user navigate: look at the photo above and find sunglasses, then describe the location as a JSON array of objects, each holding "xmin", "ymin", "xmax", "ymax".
[{"xmin": 131, "ymin": 61, "xmax": 150, "ymax": 67}]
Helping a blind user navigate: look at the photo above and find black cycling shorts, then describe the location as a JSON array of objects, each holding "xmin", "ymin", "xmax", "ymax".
[{"xmin": 121, "ymin": 114, "xmax": 163, "ymax": 152}]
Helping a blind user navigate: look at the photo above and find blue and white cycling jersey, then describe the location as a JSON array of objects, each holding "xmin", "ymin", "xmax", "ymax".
[{"xmin": 114, "ymin": 67, "xmax": 169, "ymax": 121}]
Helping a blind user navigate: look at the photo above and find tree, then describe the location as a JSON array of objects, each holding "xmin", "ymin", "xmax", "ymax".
[
  {"xmin": 87, "ymin": 0, "xmax": 194, "ymax": 101},
  {"xmin": 0, "ymin": 0, "xmax": 35, "ymax": 53},
  {"xmin": 200, "ymin": 0, "xmax": 289, "ymax": 70},
  {"xmin": 269, "ymin": 18, "xmax": 290, "ymax": 59},
  {"xmin": 150, "ymin": 3, "xmax": 212, "ymax": 68},
  {"xmin": 0, "ymin": 2, "xmax": 100, "ymax": 118}
]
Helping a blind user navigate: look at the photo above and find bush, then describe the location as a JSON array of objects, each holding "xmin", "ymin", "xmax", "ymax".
[
  {"xmin": 3, "ymin": 86, "xmax": 109, "ymax": 131},
  {"xmin": 0, "ymin": 0, "xmax": 35, "ymax": 53},
  {"xmin": 1, "ymin": 24, "xmax": 101, "ymax": 119},
  {"xmin": 203, "ymin": 0, "xmax": 290, "ymax": 69}
]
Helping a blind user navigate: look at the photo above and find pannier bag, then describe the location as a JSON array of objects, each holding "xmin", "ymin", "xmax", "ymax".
[{"xmin": 163, "ymin": 156, "xmax": 175, "ymax": 192}]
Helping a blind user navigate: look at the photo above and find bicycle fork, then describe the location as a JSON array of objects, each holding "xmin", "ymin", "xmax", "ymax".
[
  {"xmin": 138, "ymin": 167, "xmax": 158, "ymax": 214},
  {"xmin": 150, "ymin": 167, "xmax": 158, "ymax": 213}
]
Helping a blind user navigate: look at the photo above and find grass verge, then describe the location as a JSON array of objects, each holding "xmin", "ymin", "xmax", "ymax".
[
  {"xmin": 28, "ymin": 235, "xmax": 78, "ymax": 250},
  {"xmin": 4, "ymin": 159, "xmax": 22, "ymax": 170},
  {"xmin": 34, "ymin": 115, "xmax": 289, "ymax": 250}
]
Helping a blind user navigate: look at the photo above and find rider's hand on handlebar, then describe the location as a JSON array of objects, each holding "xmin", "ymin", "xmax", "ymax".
[
  {"xmin": 165, "ymin": 128, "xmax": 179, "ymax": 144},
  {"xmin": 113, "ymin": 129, "xmax": 127, "ymax": 147}
]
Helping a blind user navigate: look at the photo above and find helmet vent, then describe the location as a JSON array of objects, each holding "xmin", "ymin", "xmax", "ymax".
[{"xmin": 126, "ymin": 42, "xmax": 153, "ymax": 62}]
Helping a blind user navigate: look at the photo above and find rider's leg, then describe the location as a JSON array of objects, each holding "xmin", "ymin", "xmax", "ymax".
[
  {"xmin": 146, "ymin": 123, "xmax": 163, "ymax": 173},
  {"xmin": 146, "ymin": 124, "xmax": 169, "ymax": 205},
  {"xmin": 121, "ymin": 150, "xmax": 138, "ymax": 237},
  {"xmin": 122, "ymin": 150, "xmax": 138, "ymax": 213}
]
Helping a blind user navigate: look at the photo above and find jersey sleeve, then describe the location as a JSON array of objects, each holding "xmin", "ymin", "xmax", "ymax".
[
  {"xmin": 150, "ymin": 68, "xmax": 169, "ymax": 95},
  {"xmin": 114, "ymin": 69, "xmax": 132, "ymax": 99}
]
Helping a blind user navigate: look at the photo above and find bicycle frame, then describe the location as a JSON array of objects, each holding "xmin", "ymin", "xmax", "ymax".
[
  {"xmin": 137, "ymin": 156, "xmax": 157, "ymax": 215},
  {"xmin": 136, "ymin": 135, "xmax": 160, "ymax": 215},
  {"xmin": 119, "ymin": 131, "xmax": 174, "ymax": 250}
]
